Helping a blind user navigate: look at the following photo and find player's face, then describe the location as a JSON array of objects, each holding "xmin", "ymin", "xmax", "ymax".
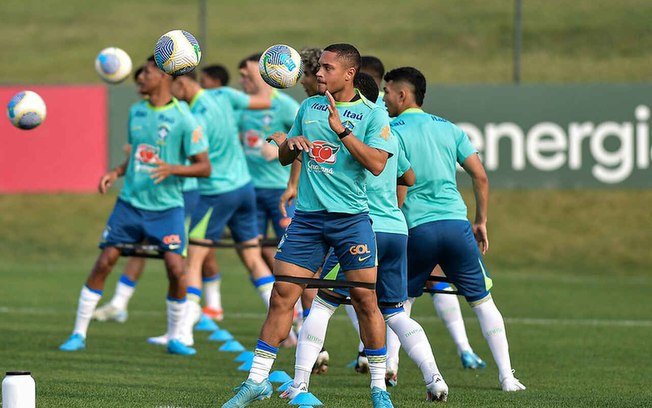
[
  {"xmin": 238, "ymin": 68, "xmax": 257, "ymax": 94},
  {"xmin": 170, "ymin": 78, "xmax": 185, "ymax": 100},
  {"xmin": 383, "ymin": 80, "xmax": 401, "ymax": 117},
  {"xmin": 316, "ymin": 51, "xmax": 354, "ymax": 95},
  {"xmin": 139, "ymin": 61, "xmax": 166, "ymax": 95},
  {"xmin": 200, "ymin": 73, "xmax": 221, "ymax": 89},
  {"xmin": 300, "ymin": 69, "xmax": 319, "ymax": 97}
]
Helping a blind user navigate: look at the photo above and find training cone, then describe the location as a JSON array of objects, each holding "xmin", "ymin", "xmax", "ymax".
[
  {"xmin": 277, "ymin": 380, "xmax": 293, "ymax": 392},
  {"xmin": 234, "ymin": 351, "xmax": 254, "ymax": 363},
  {"xmin": 219, "ymin": 340, "xmax": 245, "ymax": 352},
  {"xmin": 209, "ymin": 329, "xmax": 234, "ymax": 342},
  {"xmin": 289, "ymin": 392, "xmax": 323, "ymax": 406},
  {"xmin": 269, "ymin": 370, "xmax": 292, "ymax": 383},
  {"xmin": 195, "ymin": 314, "xmax": 219, "ymax": 331},
  {"xmin": 237, "ymin": 360, "xmax": 253, "ymax": 371}
]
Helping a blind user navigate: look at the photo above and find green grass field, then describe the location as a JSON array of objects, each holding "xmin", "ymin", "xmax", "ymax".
[{"xmin": 1, "ymin": 191, "xmax": 650, "ymax": 407}]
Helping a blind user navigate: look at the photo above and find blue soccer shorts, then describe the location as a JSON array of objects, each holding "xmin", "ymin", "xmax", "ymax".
[
  {"xmin": 275, "ymin": 210, "xmax": 376, "ymax": 273},
  {"xmin": 182, "ymin": 189, "xmax": 200, "ymax": 220},
  {"xmin": 254, "ymin": 188, "xmax": 295, "ymax": 238},
  {"xmin": 99, "ymin": 198, "xmax": 186, "ymax": 255},
  {"xmin": 407, "ymin": 219, "xmax": 493, "ymax": 303}
]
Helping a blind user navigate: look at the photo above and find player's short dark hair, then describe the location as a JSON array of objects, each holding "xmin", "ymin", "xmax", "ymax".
[
  {"xmin": 133, "ymin": 65, "xmax": 144, "ymax": 82},
  {"xmin": 354, "ymin": 72, "xmax": 379, "ymax": 102},
  {"xmin": 300, "ymin": 47, "xmax": 323, "ymax": 75},
  {"xmin": 201, "ymin": 64, "xmax": 230, "ymax": 86},
  {"xmin": 238, "ymin": 53, "xmax": 263, "ymax": 69},
  {"xmin": 384, "ymin": 67, "xmax": 427, "ymax": 106},
  {"xmin": 323, "ymin": 43, "xmax": 360, "ymax": 72},
  {"xmin": 360, "ymin": 56, "xmax": 385, "ymax": 82},
  {"xmin": 172, "ymin": 69, "xmax": 198, "ymax": 82}
]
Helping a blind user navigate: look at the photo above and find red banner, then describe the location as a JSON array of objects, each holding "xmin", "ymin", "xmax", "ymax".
[{"xmin": 0, "ymin": 85, "xmax": 107, "ymax": 192}]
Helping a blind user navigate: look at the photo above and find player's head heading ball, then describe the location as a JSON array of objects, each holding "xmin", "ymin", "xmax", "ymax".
[
  {"xmin": 138, "ymin": 55, "xmax": 172, "ymax": 95},
  {"xmin": 317, "ymin": 43, "xmax": 361, "ymax": 95},
  {"xmin": 383, "ymin": 67, "xmax": 426, "ymax": 117},
  {"xmin": 354, "ymin": 72, "xmax": 379, "ymax": 102}
]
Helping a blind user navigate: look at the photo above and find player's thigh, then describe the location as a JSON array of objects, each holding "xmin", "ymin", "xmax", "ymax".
[
  {"xmin": 318, "ymin": 250, "xmax": 350, "ymax": 299},
  {"xmin": 406, "ymin": 222, "xmax": 444, "ymax": 298},
  {"xmin": 227, "ymin": 183, "xmax": 260, "ymax": 243},
  {"xmin": 254, "ymin": 188, "xmax": 270, "ymax": 238},
  {"xmin": 438, "ymin": 220, "xmax": 492, "ymax": 303},
  {"xmin": 188, "ymin": 193, "xmax": 237, "ymax": 242},
  {"xmin": 275, "ymin": 211, "xmax": 329, "ymax": 273},
  {"xmin": 272, "ymin": 259, "xmax": 319, "ymax": 302},
  {"xmin": 326, "ymin": 212, "xmax": 377, "ymax": 273},
  {"xmin": 143, "ymin": 206, "xmax": 186, "ymax": 256},
  {"xmin": 375, "ymin": 232, "xmax": 408, "ymax": 305},
  {"xmin": 99, "ymin": 198, "xmax": 146, "ymax": 249}
]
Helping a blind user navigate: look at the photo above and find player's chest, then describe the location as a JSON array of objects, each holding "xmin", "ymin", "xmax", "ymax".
[
  {"xmin": 302, "ymin": 104, "xmax": 369, "ymax": 141},
  {"xmin": 130, "ymin": 111, "xmax": 183, "ymax": 147}
]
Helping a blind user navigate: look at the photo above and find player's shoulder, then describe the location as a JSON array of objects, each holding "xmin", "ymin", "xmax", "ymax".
[
  {"xmin": 275, "ymin": 90, "xmax": 300, "ymax": 106},
  {"xmin": 299, "ymin": 95, "xmax": 328, "ymax": 111},
  {"xmin": 129, "ymin": 99, "xmax": 148, "ymax": 115}
]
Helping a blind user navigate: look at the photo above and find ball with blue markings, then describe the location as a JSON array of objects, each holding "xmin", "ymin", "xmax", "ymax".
[
  {"xmin": 7, "ymin": 90, "xmax": 47, "ymax": 130},
  {"xmin": 259, "ymin": 44, "xmax": 304, "ymax": 89},
  {"xmin": 154, "ymin": 30, "xmax": 201, "ymax": 76},
  {"xmin": 94, "ymin": 47, "xmax": 132, "ymax": 84}
]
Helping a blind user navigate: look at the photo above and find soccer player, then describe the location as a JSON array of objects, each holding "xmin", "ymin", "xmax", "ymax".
[
  {"xmin": 383, "ymin": 66, "xmax": 526, "ymax": 392},
  {"xmin": 200, "ymin": 64, "xmax": 230, "ymax": 89},
  {"xmin": 58, "ymin": 56, "xmax": 210, "ymax": 356},
  {"xmin": 360, "ymin": 55, "xmax": 386, "ymax": 106},
  {"xmin": 221, "ymin": 43, "xmax": 395, "ymax": 408},
  {"xmin": 298, "ymin": 47, "xmax": 322, "ymax": 98},
  {"xmin": 279, "ymin": 72, "xmax": 449, "ymax": 402},
  {"xmin": 169, "ymin": 62, "xmax": 278, "ymax": 348}
]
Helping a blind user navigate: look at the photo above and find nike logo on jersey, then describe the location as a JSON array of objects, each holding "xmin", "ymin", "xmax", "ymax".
[
  {"xmin": 304, "ymin": 120, "xmax": 319, "ymax": 124},
  {"xmin": 358, "ymin": 255, "xmax": 372, "ymax": 262},
  {"xmin": 168, "ymin": 244, "xmax": 180, "ymax": 250}
]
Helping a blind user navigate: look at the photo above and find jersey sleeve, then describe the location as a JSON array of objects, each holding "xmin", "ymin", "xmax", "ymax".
[
  {"xmin": 225, "ymin": 87, "xmax": 251, "ymax": 111},
  {"xmin": 286, "ymin": 100, "xmax": 306, "ymax": 138},
  {"xmin": 281, "ymin": 95, "xmax": 300, "ymax": 130},
  {"xmin": 396, "ymin": 142, "xmax": 411, "ymax": 177},
  {"xmin": 183, "ymin": 110, "xmax": 208, "ymax": 158},
  {"xmin": 362, "ymin": 108, "xmax": 394, "ymax": 157},
  {"xmin": 454, "ymin": 124, "xmax": 477, "ymax": 164}
]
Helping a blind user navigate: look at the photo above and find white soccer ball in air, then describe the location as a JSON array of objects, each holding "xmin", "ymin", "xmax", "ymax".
[
  {"xmin": 7, "ymin": 90, "xmax": 47, "ymax": 130},
  {"xmin": 154, "ymin": 29, "xmax": 202, "ymax": 76},
  {"xmin": 95, "ymin": 47, "xmax": 132, "ymax": 84},
  {"xmin": 259, "ymin": 44, "xmax": 304, "ymax": 89}
]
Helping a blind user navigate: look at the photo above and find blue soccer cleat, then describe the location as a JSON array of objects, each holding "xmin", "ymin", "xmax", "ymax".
[
  {"xmin": 59, "ymin": 333, "xmax": 86, "ymax": 352},
  {"xmin": 221, "ymin": 378, "xmax": 273, "ymax": 408},
  {"xmin": 371, "ymin": 386, "xmax": 394, "ymax": 408},
  {"xmin": 461, "ymin": 350, "xmax": 487, "ymax": 369},
  {"xmin": 167, "ymin": 339, "xmax": 196, "ymax": 356}
]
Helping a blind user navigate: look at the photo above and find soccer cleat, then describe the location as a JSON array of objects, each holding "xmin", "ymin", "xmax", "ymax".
[
  {"xmin": 426, "ymin": 373, "xmax": 449, "ymax": 402},
  {"xmin": 385, "ymin": 369, "xmax": 398, "ymax": 387},
  {"xmin": 221, "ymin": 378, "xmax": 273, "ymax": 408},
  {"xmin": 500, "ymin": 371, "xmax": 526, "ymax": 391},
  {"xmin": 147, "ymin": 333, "xmax": 169, "ymax": 346},
  {"xmin": 371, "ymin": 386, "xmax": 394, "ymax": 408},
  {"xmin": 460, "ymin": 350, "xmax": 487, "ymax": 369},
  {"xmin": 312, "ymin": 348, "xmax": 330, "ymax": 375},
  {"xmin": 59, "ymin": 333, "xmax": 86, "ymax": 352},
  {"xmin": 92, "ymin": 304, "xmax": 128, "ymax": 323},
  {"xmin": 167, "ymin": 339, "xmax": 196, "ymax": 356},
  {"xmin": 279, "ymin": 381, "xmax": 307, "ymax": 399},
  {"xmin": 203, "ymin": 306, "xmax": 224, "ymax": 322},
  {"xmin": 355, "ymin": 351, "xmax": 369, "ymax": 374}
]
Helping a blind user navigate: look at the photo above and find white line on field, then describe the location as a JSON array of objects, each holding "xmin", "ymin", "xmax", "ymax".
[{"xmin": 1, "ymin": 306, "xmax": 651, "ymax": 328}]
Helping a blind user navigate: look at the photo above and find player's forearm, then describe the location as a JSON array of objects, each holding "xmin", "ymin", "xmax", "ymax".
[
  {"xmin": 397, "ymin": 185, "xmax": 408, "ymax": 208},
  {"xmin": 341, "ymin": 135, "xmax": 388, "ymax": 176},
  {"xmin": 278, "ymin": 140, "xmax": 300, "ymax": 166},
  {"xmin": 288, "ymin": 160, "xmax": 301, "ymax": 189},
  {"xmin": 173, "ymin": 161, "xmax": 211, "ymax": 178},
  {"xmin": 471, "ymin": 174, "xmax": 489, "ymax": 224},
  {"xmin": 112, "ymin": 160, "xmax": 128, "ymax": 177}
]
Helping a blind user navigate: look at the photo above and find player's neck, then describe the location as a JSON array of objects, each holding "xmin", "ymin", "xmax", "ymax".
[
  {"xmin": 398, "ymin": 102, "xmax": 421, "ymax": 115},
  {"xmin": 332, "ymin": 86, "xmax": 356, "ymax": 103},
  {"xmin": 148, "ymin": 89, "xmax": 173, "ymax": 107}
]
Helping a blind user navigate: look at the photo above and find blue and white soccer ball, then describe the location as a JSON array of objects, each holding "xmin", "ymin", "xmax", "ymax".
[
  {"xmin": 7, "ymin": 90, "xmax": 47, "ymax": 130},
  {"xmin": 94, "ymin": 47, "xmax": 132, "ymax": 84},
  {"xmin": 259, "ymin": 44, "xmax": 304, "ymax": 89},
  {"xmin": 154, "ymin": 30, "xmax": 202, "ymax": 76}
]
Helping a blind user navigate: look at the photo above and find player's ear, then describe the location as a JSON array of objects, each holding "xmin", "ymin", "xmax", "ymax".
[{"xmin": 344, "ymin": 67, "xmax": 356, "ymax": 82}]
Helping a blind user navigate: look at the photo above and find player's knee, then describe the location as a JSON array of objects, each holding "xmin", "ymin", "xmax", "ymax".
[
  {"xmin": 350, "ymin": 288, "xmax": 379, "ymax": 315},
  {"xmin": 92, "ymin": 252, "xmax": 118, "ymax": 278}
]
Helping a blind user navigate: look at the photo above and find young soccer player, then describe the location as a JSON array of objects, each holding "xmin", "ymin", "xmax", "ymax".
[
  {"xmin": 383, "ymin": 66, "xmax": 526, "ymax": 392},
  {"xmin": 222, "ymin": 44, "xmax": 395, "ymax": 408},
  {"xmin": 58, "ymin": 56, "xmax": 210, "ymax": 356}
]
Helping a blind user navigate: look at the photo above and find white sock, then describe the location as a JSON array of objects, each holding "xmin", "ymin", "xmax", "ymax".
[
  {"xmin": 365, "ymin": 348, "xmax": 387, "ymax": 390},
  {"xmin": 72, "ymin": 286, "xmax": 102, "ymax": 337},
  {"xmin": 203, "ymin": 276, "xmax": 222, "ymax": 310},
  {"xmin": 344, "ymin": 304, "xmax": 364, "ymax": 353},
  {"xmin": 386, "ymin": 324, "xmax": 401, "ymax": 372},
  {"xmin": 472, "ymin": 296, "xmax": 513, "ymax": 380},
  {"xmin": 109, "ymin": 276, "xmax": 136, "ymax": 310},
  {"xmin": 385, "ymin": 311, "xmax": 441, "ymax": 384},
  {"xmin": 249, "ymin": 340, "xmax": 278, "ymax": 383},
  {"xmin": 166, "ymin": 298, "xmax": 187, "ymax": 341},
  {"xmin": 294, "ymin": 297, "xmax": 336, "ymax": 387},
  {"xmin": 252, "ymin": 276, "xmax": 274, "ymax": 308},
  {"xmin": 183, "ymin": 299, "xmax": 201, "ymax": 343},
  {"xmin": 433, "ymin": 293, "xmax": 472, "ymax": 355}
]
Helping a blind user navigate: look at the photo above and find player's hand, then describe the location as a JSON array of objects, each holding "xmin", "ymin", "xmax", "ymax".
[
  {"xmin": 261, "ymin": 142, "xmax": 279, "ymax": 161},
  {"xmin": 98, "ymin": 171, "xmax": 118, "ymax": 194},
  {"xmin": 325, "ymin": 91, "xmax": 345, "ymax": 135},
  {"xmin": 279, "ymin": 185, "xmax": 297, "ymax": 218},
  {"xmin": 286, "ymin": 135, "xmax": 313, "ymax": 152},
  {"xmin": 150, "ymin": 159, "xmax": 174, "ymax": 184},
  {"xmin": 266, "ymin": 131, "xmax": 287, "ymax": 146},
  {"xmin": 473, "ymin": 222, "xmax": 489, "ymax": 255}
]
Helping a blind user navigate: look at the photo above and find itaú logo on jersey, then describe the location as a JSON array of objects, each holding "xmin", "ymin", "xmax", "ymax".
[{"xmin": 309, "ymin": 141, "xmax": 340, "ymax": 164}]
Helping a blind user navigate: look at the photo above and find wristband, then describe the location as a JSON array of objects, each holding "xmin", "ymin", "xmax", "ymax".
[{"xmin": 337, "ymin": 128, "xmax": 351, "ymax": 139}]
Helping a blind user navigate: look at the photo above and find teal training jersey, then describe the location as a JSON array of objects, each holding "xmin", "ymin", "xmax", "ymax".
[
  {"xmin": 392, "ymin": 108, "xmax": 478, "ymax": 228},
  {"xmin": 207, "ymin": 86, "xmax": 251, "ymax": 112},
  {"xmin": 288, "ymin": 91, "xmax": 392, "ymax": 214},
  {"xmin": 239, "ymin": 90, "xmax": 299, "ymax": 189},
  {"xmin": 120, "ymin": 98, "xmax": 207, "ymax": 211},
  {"xmin": 203, "ymin": 89, "xmax": 252, "ymax": 194}
]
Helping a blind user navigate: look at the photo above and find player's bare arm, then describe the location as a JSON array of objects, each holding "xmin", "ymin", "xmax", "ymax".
[
  {"xmin": 278, "ymin": 136, "xmax": 312, "ymax": 166},
  {"xmin": 150, "ymin": 151, "xmax": 211, "ymax": 184},
  {"xmin": 325, "ymin": 90, "xmax": 388, "ymax": 176},
  {"xmin": 462, "ymin": 153, "xmax": 489, "ymax": 254},
  {"xmin": 279, "ymin": 160, "xmax": 301, "ymax": 217},
  {"xmin": 397, "ymin": 168, "xmax": 416, "ymax": 186},
  {"xmin": 98, "ymin": 159, "xmax": 128, "ymax": 194}
]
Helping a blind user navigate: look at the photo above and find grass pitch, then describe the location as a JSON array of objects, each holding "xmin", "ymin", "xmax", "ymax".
[{"xmin": 1, "ymin": 191, "xmax": 651, "ymax": 407}]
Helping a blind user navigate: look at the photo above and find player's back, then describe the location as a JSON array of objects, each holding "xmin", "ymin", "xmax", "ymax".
[{"xmin": 393, "ymin": 109, "xmax": 476, "ymax": 227}]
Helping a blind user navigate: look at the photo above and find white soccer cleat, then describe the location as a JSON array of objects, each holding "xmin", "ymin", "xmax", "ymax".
[
  {"xmin": 279, "ymin": 382, "xmax": 308, "ymax": 399},
  {"xmin": 92, "ymin": 304, "xmax": 128, "ymax": 323},
  {"xmin": 147, "ymin": 333, "xmax": 169, "ymax": 346},
  {"xmin": 355, "ymin": 352, "xmax": 369, "ymax": 374},
  {"xmin": 426, "ymin": 373, "xmax": 448, "ymax": 402},
  {"xmin": 501, "ymin": 375, "xmax": 526, "ymax": 392}
]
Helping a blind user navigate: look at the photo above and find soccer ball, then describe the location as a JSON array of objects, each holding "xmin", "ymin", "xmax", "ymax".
[
  {"xmin": 154, "ymin": 30, "xmax": 201, "ymax": 76},
  {"xmin": 258, "ymin": 44, "xmax": 304, "ymax": 89},
  {"xmin": 7, "ymin": 90, "xmax": 47, "ymax": 130},
  {"xmin": 95, "ymin": 47, "xmax": 132, "ymax": 84}
]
